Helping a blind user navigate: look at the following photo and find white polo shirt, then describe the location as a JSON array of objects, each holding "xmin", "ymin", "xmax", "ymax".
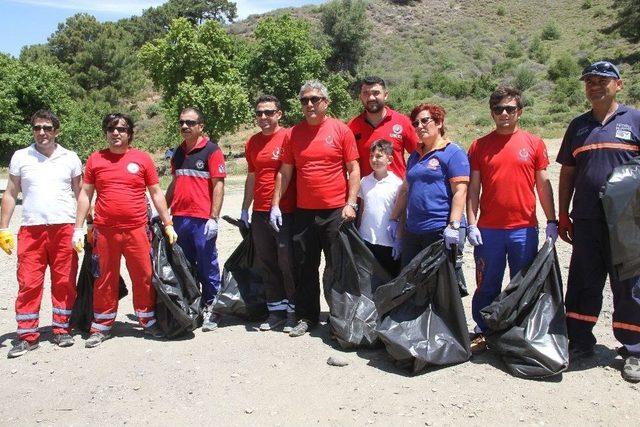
[
  {"xmin": 9, "ymin": 143, "xmax": 82, "ymax": 226},
  {"xmin": 358, "ymin": 171, "xmax": 403, "ymax": 247}
]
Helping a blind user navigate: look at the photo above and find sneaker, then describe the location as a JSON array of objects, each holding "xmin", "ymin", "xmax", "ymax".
[
  {"xmin": 289, "ymin": 319, "xmax": 311, "ymax": 338},
  {"xmin": 470, "ymin": 333, "xmax": 487, "ymax": 354},
  {"xmin": 53, "ymin": 333, "xmax": 75, "ymax": 348},
  {"xmin": 283, "ymin": 313, "xmax": 296, "ymax": 334},
  {"xmin": 259, "ymin": 313, "xmax": 286, "ymax": 331},
  {"xmin": 144, "ymin": 323, "xmax": 164, "ymax": 339},
  {"xmin": 85, "ymin": 332, "xmax": 109, "ymax": 348},
  {"xmin": 622, "ymin": 356, "xmax": 640, "ymax": 383},
  {"xmin": 569, "ymin": 345, "xmax": 595, "ymax": 362},
  {"xmin": 202, "ymin": 311, "xmax": 221, "ymax": 332},
  {"xmin": 8, "ymin": 340, "xmax": 39, "ymax": 358}
]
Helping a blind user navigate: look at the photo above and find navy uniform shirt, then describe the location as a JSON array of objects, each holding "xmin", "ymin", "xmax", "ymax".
[{"xmin": 557, "ymin": 104, "xmax": 640, "ymax": 219}]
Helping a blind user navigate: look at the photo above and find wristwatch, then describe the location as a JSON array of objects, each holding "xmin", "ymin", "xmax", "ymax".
[
  {"xmin": 448, "ymin": 220, "xmax": 461, "ymax": 230},
  {"xmin": 347, "ymin": 202, "xmax": 358, "ymax": 211}
]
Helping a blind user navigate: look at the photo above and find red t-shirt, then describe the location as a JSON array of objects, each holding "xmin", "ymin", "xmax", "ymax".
[
  {"xmin": 348, "ymin": 108, "xmax": 418, "ymax": 177},
  {"xmin": 468, "ymin": 129, "xmax": 549, "ymax": 229},
  {"xmin": 84, "ymin": 148, "xmax": 159, "ymax": 229},
  {"xmin": 170, "ymin": 137, "xmax": 226, "ymax": 219},
  {"xmin": 282, "ymin": 117, "xmax": 359, "ymax": 209},
  {"xmin": 245, "ymin": 128, "xmax": 296, "ymax": 213}
]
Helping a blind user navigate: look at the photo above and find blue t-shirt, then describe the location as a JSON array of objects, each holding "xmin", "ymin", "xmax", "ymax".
[
  {"xmin": 405, "ymin": 142, "xmax": 470, "ymax": 233},
  {"xmin": 556, "ymin": 104, "xmax": 640, "ymax": 219}
]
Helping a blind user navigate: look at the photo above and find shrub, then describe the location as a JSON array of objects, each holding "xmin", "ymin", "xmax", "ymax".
[
  {"xmin": 497, "ymin": 5, "xmax": 506, "ymax": 16},
  {"xmin": 552, "ymin": 78, "xmax": 583, "ymax": 106},
  {"xmin": 513, "ymin": 66, "xmax": 537, "ymax": 91},
  {"xmin": 505, "ymin": 38, "xmax": 523, "ymax": 58},
  {"xmin": 582, "ymin": 0, "xmax": 592, "ymax": 9},
  {"xmin": 627, "ymin": 82, "xmax": 640, "ymax": 103},
  {"xmin": 548, "ymin": 54, "xmax": 581, "ymax": 81},
  {"xmin": 541, "ymin": 21, "xmax": 561, "ymax": 40},
  {"xmin": 528, "ymin": 36, "xmax": 548, "ymax": 63}
]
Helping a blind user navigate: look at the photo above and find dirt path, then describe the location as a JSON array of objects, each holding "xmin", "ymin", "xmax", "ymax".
[{"xmin": 0, "ymin": 139, "xmax": 636, "ymax": 426}]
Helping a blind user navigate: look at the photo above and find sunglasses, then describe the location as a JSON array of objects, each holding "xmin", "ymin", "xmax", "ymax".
[
  {"xmin": 255, "ymin": 109, "xmax": 278, "ymax": 118},
  {"xmin": 32, "ymin": 125, "xmax": 55, "ymax": 132},
  {"xmin": 300, "ymin": 96, "xmax": 325, "ymax": 105},
  {"xmin": 412, "ymin": 117, "xmax": 434, "ymax": 128},
  {"xmin": 582, "ymin": 62, "xmax": 620, "ymax": 78},
  {"xmin": 178, "ymin": 119, "xmax": 200, "ymax": 127},
  {"xmin": 491, "ymin": 105, "xmax": 519, "ymax": 115},
  {"xmin": 106, "ymin": 126, "xmax": 130, "ymax": 133}
]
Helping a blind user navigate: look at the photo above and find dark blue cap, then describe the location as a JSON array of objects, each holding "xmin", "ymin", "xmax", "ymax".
[{"xmin": 580, "ymin": 61, "xmax": 621, "ymax": 80}]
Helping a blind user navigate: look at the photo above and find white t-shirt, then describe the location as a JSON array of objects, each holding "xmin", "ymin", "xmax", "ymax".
[
  {"xmin": 358, "ymin": 171, "xmax": 403, "ymax": 247},
  {"xmin": 9, "ymin": 144, "xmax": 82, "ymax": 226}
]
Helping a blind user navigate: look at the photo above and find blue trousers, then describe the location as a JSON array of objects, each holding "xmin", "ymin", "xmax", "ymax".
[
  {"xmin": 472, "ymin": 227, "xmax": 538, "ymax": 332},
  {"xmin": 173, "ymin": 216, "xmax": 220, "ymax": 306}
]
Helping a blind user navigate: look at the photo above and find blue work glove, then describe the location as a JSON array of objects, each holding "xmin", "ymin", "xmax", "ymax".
[
  {"xmin": 392, "ymin": 238, "xmax": 402, "ymax": 261},
  {"xmin": 269, "ymin": 206, "xmax": 282, "ymax": 232},
  {"xmin": 546, "ymin": 221, "xmax": 558, "ymax": 243},
  {"xmin": 203, "ymin": 218, "xmax": 218, "ymax": 240},
  {"xmin": 443, "ymin": 226, "xmax": 460, "ymax": 249},
  {"xmin": 467, "ymin": 224, "xmax": 483, "ymax": 246},
  {"xmin": 240, "ymin": 209, "xmax": 250, "ymax": 228},
  {"xmin": 387, "ymin": 219, "xmax": 399, "ymax": 241}
]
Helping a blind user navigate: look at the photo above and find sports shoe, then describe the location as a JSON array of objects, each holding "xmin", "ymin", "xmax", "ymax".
[
  {"xmin": 259, "ymin": 313, "xmax": 286, "ymax": 331},
  {"xmin": 202, "ymin": 311, "xmax": 221, "ymax": 332},
  {"xmin": 53, "ymin": 333, "xmax": 75, "ymax": 348},
  {"xmin": 622, "ymin": 356, "xmax": 640, "ymax": 383},
  {"xmin": 85, "ymin": 332, "xmax": 110, "ymax": 348},
  {"xmin": 144, "ymin": 323, "xmax": 164, "ymax": 339},
  {"xmin": 283, "ymin": 312, "xmax": 296, "ymax": 334},
  {"xmin": 8, "ymin": 340, "xmax": 39, "ymax": 358},
  {"xmin": 289, "ymin": 319, "xmax": 311, "ymax": 337},
  {"xmin": 470, "ymin": 333, "xmax": 487, "ymax": 354}
]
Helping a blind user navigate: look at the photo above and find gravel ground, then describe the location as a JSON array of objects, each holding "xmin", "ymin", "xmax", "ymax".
[{"xmin": 0, "ymin": 139, "xmax": 637, "ymax": 426}]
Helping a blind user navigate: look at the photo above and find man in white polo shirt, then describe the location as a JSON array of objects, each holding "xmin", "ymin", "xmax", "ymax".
[{"xmin": 0, "ymin": 109, "xmax": 82, "ymax": 358}]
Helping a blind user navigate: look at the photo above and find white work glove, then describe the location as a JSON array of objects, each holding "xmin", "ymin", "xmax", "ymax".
[
  {"xmin": 443, "ymin": 226, "xmax": 460, "ymax": 249},
  {"xmin": 387, "ymin": 219, "xmax": 399, "ymax": 241},
  {"xmin": 392, "ymin": 238, "xmax": 402, "ymax": 261},
  {"xmin": 269, "ymin": 206, "xmax": 282, "ymax": 232},
  {"xmin": 467, "ymin": 224, "xmax": 483, "ymax": 246},
  {"xmin": 72, "ymin": 227, "xmax": 85, "ymax": 253},
  {"xmin": 546, "ymin": 221, "xmax": 559, "ymax": 243},
  {"xmin": 203, "ymin": 218, "xmax": 218, "ymax": 240},
  {"xmin": 240, "ymin": 209, "xmax": 250, "ymax": 228}
]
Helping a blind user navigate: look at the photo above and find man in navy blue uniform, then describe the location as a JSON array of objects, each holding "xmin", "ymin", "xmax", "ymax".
[{"xmin": 557, "ymin": 61, "xmax": 640, "ymax": 382}]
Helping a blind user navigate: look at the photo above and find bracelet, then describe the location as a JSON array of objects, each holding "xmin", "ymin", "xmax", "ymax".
[{"xmin": 547, "ymin": 219, "xmax": 559, "ymax": 224}]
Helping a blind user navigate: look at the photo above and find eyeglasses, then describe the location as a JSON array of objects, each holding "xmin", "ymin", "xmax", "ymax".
[
  {"xmin": 412, "ymin": 117, "xmax": 434, "ymax": 128},
  {"xmin": 491, "ymin": 105, "xmax": 519, "ymax": 115},
  {"xmin": 106, "ymin": 126, "xmax": 129, "ymax": 133},
  {"xmin": 255, "ymin": 109, "xmax": 278, "ymax": 118},
  {"xmin": 299, "ymin": 96, "xmax": 325, "ymax": 105},
  {"xmin": 178, "ymin": 119, "xmax": 200, "ymax": 127},
  {"xmin": 32, "ymin": 125, "xmax": 54, "ymax": 132}
]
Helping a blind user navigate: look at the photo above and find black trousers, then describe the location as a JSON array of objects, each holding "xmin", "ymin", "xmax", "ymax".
[
  {"xmin": 251, "ymin": 211, "xmax": 295, "ymax": 313},
  {"xmin": 292, "ymin": 208, "xmax": 343, "ymax": 324},
  {"xmin": 365, "ymin": 241, "xmax": 400, "ymax": 277}
]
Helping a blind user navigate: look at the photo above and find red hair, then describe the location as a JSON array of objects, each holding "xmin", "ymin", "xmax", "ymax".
[{"xmin": 410, "ymin": 103, "xmax": 446, "ymax": 136}]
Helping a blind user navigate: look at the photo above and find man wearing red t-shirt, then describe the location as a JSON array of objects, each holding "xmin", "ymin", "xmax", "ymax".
[
  {"xmin": 242, "ymin": 95, "xmax": 297, "ymax": 332},
  {"xmin": 74, "ymin": 113, "xmax": 177, "ymax": 348},
  {"xmin": 466, "ymin": 86, "xmax": 557, "ymax": 351},
  {"xmin": 166, "ymin": 107, "xmax": 226, "ymax": 332},
  {"xmin": 347, "ymin": 76, "xmax": 418, "ymax": 178},
  {"xmin": 271, "ymin": 80, "xmax": 360, "ymax": 337}
]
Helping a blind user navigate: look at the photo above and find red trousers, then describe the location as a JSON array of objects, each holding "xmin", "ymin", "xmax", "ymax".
[
  {"xmin": 90, "ymin": 225, "xmax": 156, "ymax": 333},
  {"xmin": 16, "ymin": 224, "xmax": 78, "ymax": 343}
]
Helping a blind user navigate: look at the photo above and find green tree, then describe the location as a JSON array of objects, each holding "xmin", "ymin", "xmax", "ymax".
[
  {"xmin": 47, "ymin": 14, "xmax": 103, "ymax": 64},
  {"xmin": 613, "ymin": 0, "xmax": 640, "ymax": 41},
  {"xmin": 548, "ymin": 53, "xmax": 580, "ymax": 81},
  {"xmin": 505, "ymin": 37, "xmax": 523, "ymax": 58},
  {"xmin": 541, "ymin": 21, "xmax": 561, "ymax": 40},
  {"xmin": 139, "ymin": 18, "xmax": 250, "ymax": 138},
  {"xmin": 320, "ymin": 0, "xmax": 370, "ymax": 75}
]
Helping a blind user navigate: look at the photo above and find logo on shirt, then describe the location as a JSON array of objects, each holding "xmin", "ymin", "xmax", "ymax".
[
  {"xmin": 616, "ymin": 123, "xmax": 633, "ymax": 141},
  {"xmin": 325, "ymin": 135, "xmax": 335, "ymax": 147},
  {"xmin": 271, "ymin": 147, "xmax": 281, "ymax": 160},
  {"xmin": 392, "ymin": 124, "xmax": 403, "ymax": 134},
  {"xmin": 218, "ymin": 164, "xmax": 225, "ymax": 174},
  {"xmin": 518, "ymin": 148, "xmax": 531, "ymax": 162},
  {"xmin": 127, "ymin": 162, "xmax": 140, "ymax": 174},
  {"xmin": 427, "ymin": 157, "xmax": 440, "ymax": 170},
  {"xmin": 195, "ymin": 159, "xmax": 205, "ymax": 170},
  {"xmin": 576, "ymin": 126, "xmax": 590, "ymax": 137}
]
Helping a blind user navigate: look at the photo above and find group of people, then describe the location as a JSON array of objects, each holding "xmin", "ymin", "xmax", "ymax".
[{"xmin": 1, "ymin": 60, "xmax": 639, "ymax": 383}]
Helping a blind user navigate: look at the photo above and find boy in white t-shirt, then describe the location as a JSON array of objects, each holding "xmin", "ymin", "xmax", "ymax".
[{"xmin": 358, "ymin": 139, "xmax": 403, "ymax": 275}]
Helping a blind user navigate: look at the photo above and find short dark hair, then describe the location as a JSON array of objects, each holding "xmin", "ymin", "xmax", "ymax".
[
  {"xmin": 256, "ymin": 94, "xmax": 282, "ymax": 111},
  {"xmin": 180, "ymin": 107, "xmax": 205, "ymax": 124},
  {"xmin": 361, "ymin": 76, "xmax": 386, "ymax": 89},
  {"xmin": 410, "ymin": 103, "xmax": 447, "ymax": 136},
  {"xmin": 489, "ymin": 86, "xmax": 523, "ymax": 110},
  {"xmin": 102, "ymin": 113, "xmax": 134, "ymax": 139},
  {"xmin": 370, "ymin": 139, "xmax": 393, "ymax": 156},
  {"xmin": 30, "ymin": 109, "xmax": 60, "ymax": 130}
]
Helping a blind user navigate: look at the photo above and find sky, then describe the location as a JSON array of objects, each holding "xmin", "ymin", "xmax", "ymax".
[{"xmin": 0, "ymin": 0, "xmax": 326, "ymax": 57}]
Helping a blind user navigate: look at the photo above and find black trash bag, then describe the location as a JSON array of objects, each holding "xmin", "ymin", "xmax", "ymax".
[
  {"xmin": 212, "ymin": 216, "xmax": 268, "ymax": 321},
  {"xmin": 601, "ymin": 156, "xmax": 640, "ymax": 281},
  {"xmin": 480, "ymin": 240, "xmax": 569, "ymax": 379},
  {"xmin": 326, "ymin": 222, "xmax": 392, "ymax": 349},
  {"xmin": 70, "ymin": 236, "xmax": 128, "ymax": 333},
  {"xmin": 150, "ymin": 220, "xmax": 202, "ymax": 338},
  {"xmin": 374, "ymin": 240, "xmax": 471, "ymax": 373}
]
